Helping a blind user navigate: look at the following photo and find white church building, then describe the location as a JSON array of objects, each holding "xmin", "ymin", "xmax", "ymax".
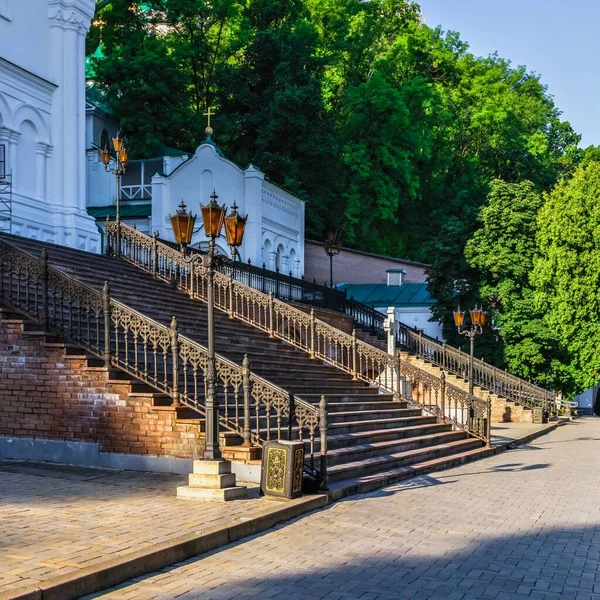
[
  {"xmin": 0, "ymin": 0, "xmax": 305, "ymax": 275},
  {"xmin": 0, "ymin": 0, "xmax": 101, "ymax": 251}
]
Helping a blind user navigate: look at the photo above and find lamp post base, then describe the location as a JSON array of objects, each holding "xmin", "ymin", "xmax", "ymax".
[{"xmin": 177, "ymin": 459, "xmax": 247, "ymax": 501}]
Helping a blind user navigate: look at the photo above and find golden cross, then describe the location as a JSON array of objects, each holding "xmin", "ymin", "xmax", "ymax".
[{"xmin": 204, "ymin": 106, "xmax": 214, "ymax": 130}]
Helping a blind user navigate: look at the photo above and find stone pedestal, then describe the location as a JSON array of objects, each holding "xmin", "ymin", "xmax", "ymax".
[{"xmin": 177, "ymin": 459, "xmax": 247, "ymax": 501}]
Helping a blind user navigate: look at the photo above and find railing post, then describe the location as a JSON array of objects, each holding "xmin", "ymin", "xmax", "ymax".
[
  {"xmin": 104, "ymin": 217, "xmax": 111, "ymax": 255},
  {"xmin": 102, "ymin": 281, "xmax": 111, "ymax": 367},
  {"xmin": 288, "ymin": 393, "xmax": 295, "ymax": 441},
  {"xmin": 310, "ymin": 308, "xmax": 316, "ymax": 358},
  {"xmin": 319, "ymin": 395, "xmax": 328, "ymax": 491},
  {"xmin": 440, "ymin": 370, "xmax": 446, "ymax": 420},
  {"xmin": 486, "ymin": 395, "xmax": 492, "ymax": 447},
  {"xmin": 152, "ymin": 231, "xmax": 158, "ymax": 277},
  {"xmin": 228, "ymin": 274, "xmax": 234, "ymax": 320},
  {"xmin": 40, "ymin": 249, "xmax": 49, "ymax": 330},
  {"xmin": 394, "ymin": 355, "xmax": 401, "ymax": 401},
  {"xmin": 352, "ymin": 328, "xmax": 358, "ymax": 380},
  {"xmin": 242, "ymin": 354, "xmax": 252, "ymax": 447},
  {"xmin": 170, "ymin": 316, "xmax": 180, "ymax": 408},
  {"xmin": 268, "ymin": 291, "xmax": 274, "ymax": 338}
]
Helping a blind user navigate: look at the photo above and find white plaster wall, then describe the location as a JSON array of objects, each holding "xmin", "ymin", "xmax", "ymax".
[
  {"xmin": 574, "ymin": 386, "xmax": 597, "ymax": 415},
  {"xmin": 152, "ymin": 144, "xmax": 261, "ymax": 264},
  {"xmin": 261, "ymin": 181, "xmax": 305, "ymax": 276},
  {"xmin": 0, "ymin": 0, "xmax": 50, "ymax": 81},
  {"xmin": 375, "ymin": 306, "xmax": 443, "ymax": 341},
  {"xmin": 0, "ymin": 0, "xmax": 100, "ymax": 252}
]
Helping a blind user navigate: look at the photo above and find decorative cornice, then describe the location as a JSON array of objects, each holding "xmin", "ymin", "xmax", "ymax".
[
  {"xmin": 0, "ymin": 57, "xmax": 57, "ymax": 105},
  {"xmin": 48, "ymin": 0, "xmax": 95, "ymax": 34}
]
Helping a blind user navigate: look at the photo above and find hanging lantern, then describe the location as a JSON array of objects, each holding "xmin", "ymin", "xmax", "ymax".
[
  {"xmin": 224, "ymin": 200, "xmax": 248, "ymax": 251},
  {"xmin": 112, "ymin": 134, "xmax": 122, "ymax": 153},
  {"xmin": 170, "ymin": 200, "xmax": 196, "ymax": 248},
  {"xmin": 480, "ymin": 309, "xmax": 487, "ymax": 327},
  {"xmin": 470, "ymin": 305, "xmax": 483, "ymax": 327},
  {"xmin": 119, "ymin": 146, "xmax": 128, "ymax": 166},
  {"xmin": 201, "ymin": 189, "xmax": 226, "ymax": 239},
  {"xmin": 101, "ymin": 147, "xmax": 111, "ymax": 166},
  {"xmin": 453, "ymin": 306, "xmax": 465, "ymax": 328}
]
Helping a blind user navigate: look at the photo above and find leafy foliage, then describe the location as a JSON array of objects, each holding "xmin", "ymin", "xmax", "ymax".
[{"xmin": 532, "ymin": 163, "xmax": 600, "ymax": 395}]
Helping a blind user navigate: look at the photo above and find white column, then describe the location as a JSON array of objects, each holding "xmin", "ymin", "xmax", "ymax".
[
  {"xmin": 48, "ymin": 0, "xmax": 100, "ymax": 250},
  {"xmin": 151, "ymin": 173, "xmax": 168, "ymax": 237},
  {"xmin": 281, "ymin": 255, "xmax": 290, "ymax": 275},
  {"xmin": 385, "ymin": 307, "xmax": 397, "ymax": 356},
  {"xmin": 244, "ymin": 165, "xmax": 264, "ymax": 266},
  {"xmin": 268, "ymin": 251, "xmax": 277, "ymax": 271},
  {"xmin": 35, "ymin": 142, "xmax": 49, "ymax": 200}
]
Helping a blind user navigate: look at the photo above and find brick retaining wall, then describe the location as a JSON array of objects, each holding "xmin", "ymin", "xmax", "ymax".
[{"xmin": 0, "ymin": 316, "xmax": 202, "ymax": 459}]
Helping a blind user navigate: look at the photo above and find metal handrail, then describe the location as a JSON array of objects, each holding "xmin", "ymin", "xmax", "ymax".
[
  {"xmin": 0, "ymin": 236, "xmax": 326, "ymax": 477},
  {"xmin": 396, "ymin": 323, "xmax": 556, "ymax": 414},
  {"xmin": 108, "ymin": 222, "xmax": 491, "ymax": 444},
  {"xmin": 154, "ymin": 232, "xmax": 552, "ymax": 414}
]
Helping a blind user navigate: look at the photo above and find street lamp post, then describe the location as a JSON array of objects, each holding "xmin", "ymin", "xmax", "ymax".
[
  {"xmin": 199, "ymin": 190, "xmax": 227, "ymax": 460},
  {"xmin": 453, "ymin": 305, "xmax": 487, "ymax": 395},
  {"xmin": 323, "ymin": 232, "xmax": 341, "ymax": 287},
  {"xmin": 101, "ymin": 132, "xmax": 128, "ymax": 257},
  {"xmin": 170, "ymin": 190, "xmax": 247, "ymax": 460}
]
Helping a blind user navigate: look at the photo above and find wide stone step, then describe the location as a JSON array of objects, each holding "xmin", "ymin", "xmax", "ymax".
[
  {"xmin": 326, "ymin": 430, "xmax": 467, "ymax": 466},
  {"xmin": 326, "ymin": 438, "xmax": 483, "ymax": 482},
  {"xmin": 326, "ymin": 408, "xmax": 422, "ymax": 424},
  {"xmin": 324, "ymin": 422, "xmax": 453, "ymax": 450},
  {"xmin": 326, "ymin": 446, "xmax": 494, "ymax": 501},
  {"xmin": 328, "ymin": 414, "xmax": 439, "ymax": 435}
]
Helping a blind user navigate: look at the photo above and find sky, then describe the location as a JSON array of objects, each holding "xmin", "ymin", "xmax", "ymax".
[{"xmin": 416, "ymin": 0, "xmax": 600, "ymax": 147}]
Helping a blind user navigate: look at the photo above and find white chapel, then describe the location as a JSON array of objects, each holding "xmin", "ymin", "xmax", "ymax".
[{"xmin": 0, "ymin": 0, "xmax": 100, "ymax": 251}]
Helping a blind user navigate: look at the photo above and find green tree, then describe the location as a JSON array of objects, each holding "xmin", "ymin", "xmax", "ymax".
[
  {"xmin": 91, "ymin": 1, "xmax": 190, "ymax": 156},
  {"xmin": 465, "ymin": 180, "xmax": 566, "ymax": 386},
  {"xmin": 533, "ymin": 162, "xmax": 600, "ymax": 395}
]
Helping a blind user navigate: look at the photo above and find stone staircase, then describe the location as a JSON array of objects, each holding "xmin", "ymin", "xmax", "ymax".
[
  {"xmin": 0, "ymin": 234, "xmax": 493, "ymax": 497},
  {"xmin": 400, "ymin": 352, "xmax": 534, "ymax": 424}
]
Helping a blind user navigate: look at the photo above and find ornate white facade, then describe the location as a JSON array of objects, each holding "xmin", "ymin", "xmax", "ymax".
[
  {"xmin": 89, "ymin": 140, "xmax": 306, "ymax": 275},
  {"xmin": 0, "ymin": 0, "xmax": 100, "ymax": 251},
  {"xmin": 151, "ymin": 142, "xmax": 305, "ymax": 275}
]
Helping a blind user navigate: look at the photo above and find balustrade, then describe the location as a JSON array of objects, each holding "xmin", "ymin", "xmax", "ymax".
[
  {"xmin": 0, "ymin": 237, "xmax": 326, "ymax": 483},
  {"xmin": 106, "ymin": 222, "xmax": 492, "ymax": 444}
]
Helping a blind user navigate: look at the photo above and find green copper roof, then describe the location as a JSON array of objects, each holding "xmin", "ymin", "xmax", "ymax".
[
  {"xmin": 86, "ymin": 44, "xmax": 105, "ymax": 80},
  {"xmin": 342, "ymin": 283, "xmax": 435, "ymax": 307},
  {"xmin": 88, "ymin": 204, "xmax": 152, "ymax": 220}
]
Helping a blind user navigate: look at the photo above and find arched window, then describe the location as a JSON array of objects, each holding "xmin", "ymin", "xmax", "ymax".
[{"xmin": 17, "ymin": 120, "xmax": 38, "ymax": 197}]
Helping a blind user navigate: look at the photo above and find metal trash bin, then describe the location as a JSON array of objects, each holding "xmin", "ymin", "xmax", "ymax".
[
  {"xmin": 261, "ymin": 440, "xmax": 304, "ymax": 499},
  {"xmin": 532, "ymin": 406, "xmax": 546, "ymax": 424}
]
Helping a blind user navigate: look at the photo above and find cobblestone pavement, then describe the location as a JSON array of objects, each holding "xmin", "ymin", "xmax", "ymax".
[
  {"xmin": 0, "ymin": 462, "xmax": 269, "ymax": 594},
  {"xmin": 89, "ymin": 418, "xmax": 600, "ymax": 600}
]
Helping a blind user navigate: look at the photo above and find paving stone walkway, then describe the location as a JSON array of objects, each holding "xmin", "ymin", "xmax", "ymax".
[
  {"xmin": 89, "ymin": 418, "xmax": 600, "ymax": 600},
  {"xmin": 0, "ymin": 463, "xmax": 272, "ymax": 595}
]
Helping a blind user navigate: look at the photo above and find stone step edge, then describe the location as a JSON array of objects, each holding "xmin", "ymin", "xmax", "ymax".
[
  {"xmin": 0, "ymin": 494, "xmax": 328, "ymax": 600},
  {"xmin": 326, "ymin": 418, "xmax": 567, "ymax": 502}
]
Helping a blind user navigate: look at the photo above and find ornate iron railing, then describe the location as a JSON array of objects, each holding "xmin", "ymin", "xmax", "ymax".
[
  {"xmin": 107, "ymin": 222, "xmax": 491, "ymax": 444},
  {"xmin": 396, "ymin": 323, "xmax": 556, "ymax": 415},
  {"xmin": 0, "ymin": 237, "xmax": 326, "ymax": 480},
  {"xmin": 157, "ymin": 234, "xmax": 347, "ymax": 310}
]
